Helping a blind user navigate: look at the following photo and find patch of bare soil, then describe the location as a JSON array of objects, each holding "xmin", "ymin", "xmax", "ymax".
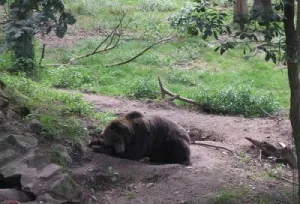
[
  {"xmin": 70, "ymin": 93, "xmax": 295, "ymax": 204},
  {"xmin": 38, "ymin": 25, "xmax": 103, "ymax": 48}
]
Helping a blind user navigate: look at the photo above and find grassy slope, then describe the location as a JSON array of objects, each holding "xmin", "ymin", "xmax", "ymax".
[{"xmin": 0, "ymin": 0, "xmax": 290, "ymax": 116}]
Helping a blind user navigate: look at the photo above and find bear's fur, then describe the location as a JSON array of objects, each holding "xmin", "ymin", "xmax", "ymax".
[{"xmin": 90, "ymin": 111, "xmax": 191, "ymax": 165}]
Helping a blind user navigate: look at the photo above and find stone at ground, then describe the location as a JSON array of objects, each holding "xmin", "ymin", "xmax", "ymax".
[
  {"xmin": 52, "ymin": 144, "xmax": 73, "ymax": 164},
  {"xmin": 28, "ymin": 119, "xmax": 43, "ymax": 134},
  {"xmin": 38, "ymin": 164, "xmax": 63, "ymax": 179},
  {"xmin": 50, "ymin": 174, "xmax": 81, "ymax": 201},
  {"xmin": 0, "ymin": 189, "xmax": 33, "ymax": 202}
]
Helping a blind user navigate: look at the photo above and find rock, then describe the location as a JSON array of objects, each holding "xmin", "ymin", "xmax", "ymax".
[
  {"xmin": 38, "ymin": 164, "xmax": 63, "ymax": 179},
  {"xmin": 0, "ymin": 89, "xmax": 9, "ymax": 109},
  {"xmin": 3, "ymin": 134, "xmax": 38, "ymax": 150},
  {"xmin": 0, "ymin": 149, "xmax": 18, "ymax": 166},
  {"xmin": 0, "ymin": 189, "xmax": 33, "ymax": 202},
  {"xmin": 11, "ymin": 106, "xmax": 30, "ymax": 118},
  {"xmin": 25, "ymin": 154, "xmax": 52, "ymax": 169},
  {"xmin": 50, "ymin": 174, "xmax": 81, "ymax": 201},
  {"xmin": 52, "ymin": 144, "xmax": 72, "ymax": 164},
  {"xmin": 37, "ymin": 193, "xmax": 66, "ymax": 204},
  {"xmin": 6, "ymin": 109, "xmax": 22, "ymax": 121},
  {"xmin": 0, "ymin": 110, "xmax": 5, "ymax": 124},
  {"xmin": 28, "ymin": 119, "xmax": 43, "ymax": 134}
]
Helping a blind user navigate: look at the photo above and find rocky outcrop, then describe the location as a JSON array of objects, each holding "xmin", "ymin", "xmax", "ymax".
[{"xmin": 0, "ymin": 80, "xmax": 83, "ymax": 203}]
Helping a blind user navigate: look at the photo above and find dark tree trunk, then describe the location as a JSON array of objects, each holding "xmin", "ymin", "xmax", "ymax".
[
  {"xmin": 252, "ymin": 0, "xmax": 271, "ymax": 9},
  {"xmin": 283, "ymin": 0, "xmax": 300, "ymax": 201},
  {"xmin": 9, "ymin": 0, "xmax": 35, "ymax": 76},
  {"xmin": 233, "ymin": 0, "xmax": 248, "ymax": 23}
]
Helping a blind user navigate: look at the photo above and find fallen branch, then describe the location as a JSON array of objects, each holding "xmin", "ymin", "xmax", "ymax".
[
  {"xmin": 158, "ymin": 77, "xmax": 203, "ymax": 107},
  {"xmin": 105, "ymin": 38, "xmax": 172, "ymax": 67},
  {"xmin": 245, "ymin": 137, "xmax": 296, "ymax": 169},
  {"xmin": 192, "ymin": 140, "xmax": 235, "ymax": 155},
  {"xmin": 67, "ymin": 12, "xmax": 126, "ymax": 64}
]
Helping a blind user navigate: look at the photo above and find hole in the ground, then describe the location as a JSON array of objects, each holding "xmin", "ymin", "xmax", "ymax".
[
  {"xmin": 0, "ymin": 173, "xmax": 36, "ymax": 202},
  {"xmin": 185, "ymin": 126, "xmax": 224, "ymax": 142}
]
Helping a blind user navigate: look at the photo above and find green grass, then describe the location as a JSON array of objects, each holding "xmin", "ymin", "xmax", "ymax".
[
  {"xmin": 193, "ymin": 188, "xmax": 295, "ymax": 204},
  {"xmin": 0, "ymin": 73, "xmax": 115, "ymax": 141},
  {"xmin": 0, "ymin": 0, "xmax": 291, "ymax": 117}
]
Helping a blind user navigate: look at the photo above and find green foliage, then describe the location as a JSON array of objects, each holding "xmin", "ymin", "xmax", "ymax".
[
  {"xmin": 167, "ymin": 72, "xmax": 197, "ymax": 86},
  {"xmin": 129, "ymin": 79, "xmax": 160, "ymax": 99},
  {"xmin": 94, "ymin": 112, "xmax": 116, "ymax": 126},
  {"xmin": 1, "ymin": 0, "xmax": 76, "ymax": 75},
  {"xmin": 43, "ymin": 66, "xmax": 93, "ymax": 89},
  {"xmin": 170, "ymin": 0, "xmax": 284, "ymax": 62},
  {"xmin": 168, "ymin": 2, "xmax": 199, "ymax": 34},
  {"xmin": 40, "ymin": 115, "xmax": 85, "ymax": 140},
  {"xmin": 64, "ymin": 0, "xmax": 102, "ymax": 16},
  {"xmin": 138, "ymin": 0, "xmax": 177, "ymax": 12},
  {"xmin": 1, "ymin": 74, "xmax": 94, "ymax": 141},
  {"xmin": 51, "ymin": 149, "xmax": 68, "ymax": 167},
  {"xmin": 198, "ymin": 85, "xmax": 280, "ymax": 117}
]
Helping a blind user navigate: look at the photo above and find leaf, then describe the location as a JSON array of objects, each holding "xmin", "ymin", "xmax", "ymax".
[
  {"xmin": 213, "ymin": 31, "xmax": 218, "ymax": 40},
  {"xmin": 214, "ymin": 46, "xmax": 220, "ymax": 52},
  {"xmin": 265, "ymin": 53, "xmax": 270, "ymax": 62},
  {"xmin": 220, "ymin": 47, "xmax": 226, "ymax": 55},
  {"xmin": 64, "ymin": 12, "xmax": 76, "ymax": 25},
  {"xmin": 271, "ymin": 53, "xmax": 277, "ymax": 64}
]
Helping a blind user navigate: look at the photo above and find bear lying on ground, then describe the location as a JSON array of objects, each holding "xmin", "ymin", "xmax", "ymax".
[{"xmin": 89, "ymin": 111, "xmax": 191, "ymax": 165}]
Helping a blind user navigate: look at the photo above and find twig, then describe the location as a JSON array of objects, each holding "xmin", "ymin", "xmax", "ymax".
[
  {"xmin": 105, "ymin": 38, "xmax": 172, "ymax": 67},
  {"xmin": 158, "ymin": 77, "xmax": 203, "ymax": 107},
  {"xmin": 192, "ymin": 141, "xmax": 235, "ymax": 155},
  {"xmin": 67, "ymin": 13, "xmax": 126, "ymax": 64}
]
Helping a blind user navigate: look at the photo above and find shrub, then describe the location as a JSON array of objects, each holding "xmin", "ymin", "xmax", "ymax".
[
  {"xmin": 168, "ymin": 2, "xmax": 199, "ymax": 35},
  {"xmin": 130, "ymin": 79, "xmax": 159, "ymax": 99},
  {"xmin": 138, "ymin": 0, "xmax": 177, "ymax": 12},
  {"xmin": 43, "ymin": 66, "xmax": 93, "ymax": 89},
  {"xmin": 198, "ymin": 85, "xmax": 280, "ymax": 117}
]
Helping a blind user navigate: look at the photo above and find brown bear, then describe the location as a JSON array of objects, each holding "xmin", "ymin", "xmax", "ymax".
[{"xmin": 89, "ymin": 111, "xmax": 191, "ymax": 165}]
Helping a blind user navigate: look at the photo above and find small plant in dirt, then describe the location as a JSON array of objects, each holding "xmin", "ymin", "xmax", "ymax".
[
  {"xmin": 94, "ymin": 112, "xmax": 116, "ymax": 126},
  {"xmin": 40, "ymin": 114, "xmax": 86, "ymax": 141},
  {"xmin": 198, "ymin": 85, "xmax": 280, "ymax": 117},
  {"xmin": 129, "ymin": 79, "xmax": 160, "ymax": 99},
  {"xmin": 50, "ymin": 149, "xmax": 68, "ymax": 167},
  {"xmin": 138, "ymin": 0, "xmax": 177, "ymax": 12}
]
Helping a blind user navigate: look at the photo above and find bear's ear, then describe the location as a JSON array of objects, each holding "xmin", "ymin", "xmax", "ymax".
[
  {"xmin": 125, "ymin": 111, "xmax": 143, "ymax": 120},
  {"xmin": 110, "ymin": 121, "xmax": 127, "ymax": 132}
]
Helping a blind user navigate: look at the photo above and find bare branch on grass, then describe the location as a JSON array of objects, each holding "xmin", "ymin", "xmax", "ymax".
[
  {"xmin": 105, "ymin": 37, "xmax": 173, "ymax": 67},
  {"xmin": 158, "ymin": 77, "xmax": 203, "ymax": 107}
]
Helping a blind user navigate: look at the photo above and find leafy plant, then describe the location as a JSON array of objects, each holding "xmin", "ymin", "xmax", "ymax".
[
  {"xmin": 138, "ymin": 0, "xmax": 177, "ymax": 12},
  {"xmin": 129, "ymin": 79, "xmax": 159, "ymax": 99},
  {"xmin": 198, "ymin": 85, "xmax": 280, "ymax": 117}
]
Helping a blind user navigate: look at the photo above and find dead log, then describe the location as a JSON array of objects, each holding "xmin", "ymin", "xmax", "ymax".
[
  {"xmin": 245, "ymin": 137, "xmax": 296, "ymax": 169},
  {"xmin": 158, "ymin": 77, "xmax": 203, "ymax": 107}
]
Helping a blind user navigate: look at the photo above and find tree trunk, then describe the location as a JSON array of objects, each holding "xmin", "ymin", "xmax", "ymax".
[
  {"xmin": 9, "ymin": 0, "xmax": 35, "ymax": 76},
  {"xmin": 283, "ymin": 0, "xmax": 300, "ymax": 201},
  {"xmin": 233, "ymin": 0, "xmax": 248, "ymax": 23},
  {"xmin": 252, "ymin": 0, "xmax": 271, "ymax": 9}
]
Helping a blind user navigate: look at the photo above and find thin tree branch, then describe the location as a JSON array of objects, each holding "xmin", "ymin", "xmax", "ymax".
[{"xmin": 105, "ymin": 38, "xmax": 172, "ymax": 67}]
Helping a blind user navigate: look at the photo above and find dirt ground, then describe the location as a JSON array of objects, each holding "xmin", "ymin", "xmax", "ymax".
[{"xmin": 71, "ymin": 93, "xmax": 296, "ymax": 204}]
